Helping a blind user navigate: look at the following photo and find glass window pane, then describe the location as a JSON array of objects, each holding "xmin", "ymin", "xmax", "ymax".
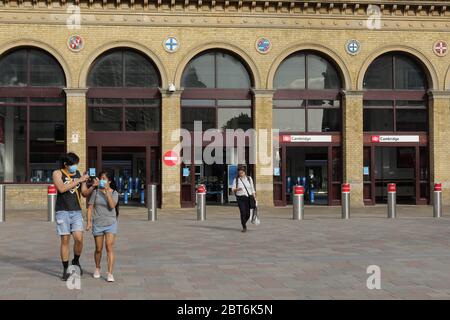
[
  {"xmin": 0, "ymin": 106, "xmax": 27, "ymax": 182},
  {"xmin": 87, "ymin": 51, "xmax": 123, "ymax": 87},
  {"xmin": 30, "ymin": 49, "xmax": 65, "ymax": 87},
  {"xmin": 29, "ymin": 106, "xmax": 65, "ymax": 183},
  {"xmin": 124, "ymin": 98, "xmax": 159, "ymax": 106},
  {"xmin": 181, "ymin": 107, "xmax": 215, "ymax": 131},
  {"xmin": 363, "ymin": 109, "xmax": 394, "ymax": 131},
  {"xmin": 30, "ymin": 97, "xmax": 65, "ymax": 104},
  {"xmin": 181, "ymin": 99, "xmax": 215, "ymax": 107},
  {"xmin": 0, "ymin": 49, "xmax": 27, "ymax": 86},
  {"xmin": 217, "ymin": 100, "xmax": 252, "ymax": 107},
  {"xmin": 88, "ymin": 107, "xmax": 122, "ymax": 131},
  {"xmin": 307, "ymin": 55, "xmax": 341, "ymax": 89},
  {"xmin": 217, "ymin": 108, "xmax": 252, "ymax": 130},
  {"xmin": 395, "ymin": 55, "xmax": 427, "ymax": 90},
  {"xmin": 307, "ymin": 109, "xmax": 341, "ymax": 132},
  {"xmin": 396, "ymin": 109, "xmax": 427, "ymax": 132},
  {"xmin": 216, "ymin": 52, "xmax": 251, "ymax": 88},
  {"xmin": 124, "ymin": 51, "xmax": 159, "ymax": 87},
  {"xmin": 396, "ymin": 100, "xmax": 426, "ymax": 108},
  {"xmin": 274, "ymin": 54, "xmax": 305, "ymax": 89},
  {"xmin": 363, "ymin": 100, "xmax": 393, "ymax": 107},
  {"xmin": 363, "ymin": 55, "xmax": 393, "ymax": 89},
  {"xmin": 273, "ymin": 100, "xmax": 305, "ymax": 108},
  {"xmin": 88, "ymin": 98, "xmax": 122, "ymax": 106},
  {"xmin": 125, "ymin": 107, "xmax": 159, "ymax": 131},
  {"xmin": 308, "ymin": 100, "xmax": 340, "ymax": 108},
  {"xmin": 332, "ymin": 147, "xmax": 342, "ymax": 182},
  {"xmin": 181, "ymin": 52, "xmax": 215, "ymax": 88},
  {"xmin": 273, "ymin": 109, "xmax": 305, "ymax": 132}
]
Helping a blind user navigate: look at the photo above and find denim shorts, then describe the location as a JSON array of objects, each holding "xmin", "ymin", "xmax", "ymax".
[
  {"xmin": 55, "ymin": 210, "xmax": 83, "ymax": 236},
  {"xmin": 92, "ymin": 221, "xmax": 118, "ymax": 237}
]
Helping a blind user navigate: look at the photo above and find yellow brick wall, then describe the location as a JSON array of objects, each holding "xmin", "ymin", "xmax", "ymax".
[
  {"xmin": 342, "ymin": 91, "xmax": 364, "ymax": 207},
  {"xmin": 0, "ymin": 4, "xmax": 449, "ymax": 208},
  {"xmin": 5, "ymin": 185, "xmax": 48, "ymax": 210}
]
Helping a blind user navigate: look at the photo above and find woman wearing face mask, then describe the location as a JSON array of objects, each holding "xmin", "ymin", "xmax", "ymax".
[
  {"xmin": 86, "ymin": 171, "xmax": 119, "ymax": 282},
  {"xmin": 52, "ymin": 152, "xmax": 90, "ymax": 281}
]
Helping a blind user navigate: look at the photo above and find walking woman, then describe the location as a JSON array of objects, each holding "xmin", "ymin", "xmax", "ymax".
[
  {"xmin": 86, "ymin": 171, "xmax": 119, "ymax": 282},
  {"xmin": 52, "ymin": 152, "xmax": 91, "ymax": 281},
  {"xmin": 232, "ymin": 166, "xmax": 257, "ymax": 232}
]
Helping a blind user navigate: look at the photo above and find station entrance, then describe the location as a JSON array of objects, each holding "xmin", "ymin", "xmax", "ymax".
[
  {"xmin": 363, "ymin": 143, "xmax": 429, "ymax": 205},
  {"xmin": 273, "ymin": 138, "xmax": 342, "ymax": 206},
  {"xmin": 88, "ymin": 145, "xmax": 160, "ymax": 207}
]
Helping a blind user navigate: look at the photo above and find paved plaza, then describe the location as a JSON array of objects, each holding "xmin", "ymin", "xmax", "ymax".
[{"xmin": 1, "ymin": 205, "xmax": 450, "ymax": 299}]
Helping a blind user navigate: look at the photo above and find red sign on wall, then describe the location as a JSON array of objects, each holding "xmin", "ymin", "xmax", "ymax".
[{"xmin": 163, "ymin": 150, "xmax": 179, "ymax": 167}]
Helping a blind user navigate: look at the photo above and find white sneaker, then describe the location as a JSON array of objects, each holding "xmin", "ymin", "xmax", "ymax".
[
  {"xmin": 107, "ymin": 273, "xmax": 115, "ymax": 282},
  {"xmin": 93, "ymin": 268, "xmax": 101, "ymax": 279}
]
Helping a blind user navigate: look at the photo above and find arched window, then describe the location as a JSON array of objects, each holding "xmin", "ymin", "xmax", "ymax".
[
  {"xmin": 87, "ymin": 49, "xmax": 161, "ymax": 132},
  {"xmin": 363, "ymin": 53, "xmax": 428, "ymax": 132},
  {"xmin": 0, "ymin": 48, "xmax": 66, "ymax": 183},
  {"xmin": 273, "ymin": 52, "xmax": 342, "ymax": 133},
  {"xmin": 181, "ymin": 50, "xmax": 252, "ymax": 89},
  {"xmin": 181, "ymin": 50, "xmax": 253, "ymax": 131}
]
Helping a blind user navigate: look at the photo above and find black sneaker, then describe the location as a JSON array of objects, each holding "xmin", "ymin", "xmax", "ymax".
[
  {"xmin": 242, "ymin": 227, "xmax": 247, "ymax": 233},
  {"xmin": 71, "ymin": 260, "xmax": 83, "ymax": 276},
  {"xmin": 61, "ymin": 269, "xmax": 70, "ymax": 281}
]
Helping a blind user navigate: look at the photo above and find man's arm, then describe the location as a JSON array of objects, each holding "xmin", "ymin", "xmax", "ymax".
[{"xmin": 52, "ymin": 170, "xmax": 79, "ymax": 193}]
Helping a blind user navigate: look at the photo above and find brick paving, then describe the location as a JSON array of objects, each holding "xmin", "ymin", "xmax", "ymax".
[{"xmin": 1, "ymin": 205, "xmax": 450, "ymax": 299}]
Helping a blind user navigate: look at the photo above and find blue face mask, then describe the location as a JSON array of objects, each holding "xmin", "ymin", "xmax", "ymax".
[
  {"xmin": 68, "ymin": 165, "xmax": 78, "ymax": 174},
  {"xmin": 99, "ymin": 179, "xmax": 108, "ymax": 189}
]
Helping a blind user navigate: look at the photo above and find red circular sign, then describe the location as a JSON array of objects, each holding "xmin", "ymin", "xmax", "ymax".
[
  {"xmin": 434, "ymin": 183, "xmax": 442, "ymax": 192},
  {"xmin": 163, "ymin": 150, "xmax": 178, "ymax": 166},
  {"xmin": 388, "ymin": 183, "xmax": 396, "ymax": 192},
  {"xmin": 48, "ymin": 184, "xmax": 57, "ymax": 195},
  {"xmin": 197, "ymin": 184, "xmax": 206, "ymax": 194},
  {"xmin": 342, "ymin": 183, "xmax": 351, "ymax": 193},
  {"xmin": 294, "ymin": 185, "xmax": 304, "ymax": 195}
]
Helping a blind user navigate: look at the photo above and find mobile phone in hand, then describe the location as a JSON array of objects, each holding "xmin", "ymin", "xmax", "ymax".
[{"xmin": 89, "ymin": 168, "xmax": 96, "ymax": 178}]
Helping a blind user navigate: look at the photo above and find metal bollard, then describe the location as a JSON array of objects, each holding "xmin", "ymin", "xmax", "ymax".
[
  {"xmin": 47, "ymin": 184, "xmax": 57, "ymax": 222},
  {"xmin": 387, "ymin": 183, "xmax": 396, "ymax": 218},
  {"xmin": 0, "ymin": 185, "xmax": 5, "ymax": 223},
  {"xmin": 197, "ymin": 184, "xmax": 206, "ymax": 221},
  {"xmin": 147, "ymin": 184, "xmax": 157, "ymax": 221},
  {"xmin": 293, "ymin": 185, "xmax": 305, "ymax": 220},
  {"xmin": 341, "ymin": 183, "xmax": 350, "ymax": 219},
  {"xmin": 433, "ymin": 183, "xmax": 442, "ymax": 218}
]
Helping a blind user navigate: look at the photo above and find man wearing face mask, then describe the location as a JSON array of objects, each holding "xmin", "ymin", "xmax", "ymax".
[{"xmin": 52, "ymin": 152, "xmax": 90, "ymax": 281}]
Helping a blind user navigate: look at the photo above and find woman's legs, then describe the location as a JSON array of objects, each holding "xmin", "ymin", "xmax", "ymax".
[
  {"xmin": 94, "ymin": 235, "xmax": 104, "ymax": 270},
  {"xmin": 237, "ymin": 196, "xmax": 250, "ymax": 230},
  {"xmin": 105, "ymin": 233, "xmax": 116, "ymax": 275}
]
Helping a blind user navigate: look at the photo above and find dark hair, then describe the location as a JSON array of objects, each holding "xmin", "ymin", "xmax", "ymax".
[
  {"xmin": 235, "ymin": 166, "xmax": 247, "ymax": 188},
  {"xmin": 60, "ymin": 152, "xmax": 80, "ymax": 169},
  {"xmin": 237, "ymin": 166, "xmax": 246, "ymax": 173},
  {"xmin": 99, "ymin": 170, "xmax": 119, "ymax": 217}
]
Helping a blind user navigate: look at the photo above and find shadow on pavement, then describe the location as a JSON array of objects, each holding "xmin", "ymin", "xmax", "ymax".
[{"xmin": 0, "ymin": 255, "xmax": 61, "ymax": 278}]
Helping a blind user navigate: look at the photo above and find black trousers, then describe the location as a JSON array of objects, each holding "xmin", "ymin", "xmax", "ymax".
[{"xmin": 236, "ymin": 195, "xmax": 251, "ymax": 228}]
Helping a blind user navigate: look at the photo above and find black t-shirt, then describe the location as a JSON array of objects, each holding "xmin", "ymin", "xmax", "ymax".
[{"xmin": 55, "ymin": 170, "xmax": 82, "ymax": 212}]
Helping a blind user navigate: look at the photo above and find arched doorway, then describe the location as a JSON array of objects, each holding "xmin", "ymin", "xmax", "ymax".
[
  {"xmin": 0, "ymin": 47, "xmax": 66, "ymax": 183},
  {"xmin": 86, "ymin": 48, "xmax": 161, "ymax": 206},
  {"xmin": 180, "ymin": 49, "xmax": 254, "ymax": 207},
  {"xmin": 272, "ymin": 51, "xmax": 343, "ymax": 206},
  {"xmin": 362, "ymin": 52, "xmax": 429, "ymax": 205}
]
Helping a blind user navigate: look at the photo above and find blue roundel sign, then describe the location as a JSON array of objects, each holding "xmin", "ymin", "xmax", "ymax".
[
  {"xmin": 346, "ymin": 39, "xmax": 360, "ymax": 55},
  {"xmin": 256, "ymin": 38, "xmax": 271, "ymax": 54},
  {"xmin": 163, "ymin": 37, "xmax": 179, "ymax": 53}
]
